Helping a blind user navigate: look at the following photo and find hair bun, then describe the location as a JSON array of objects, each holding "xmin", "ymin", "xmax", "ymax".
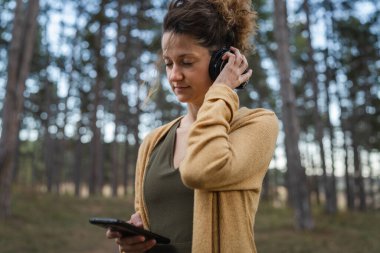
[{"xmin": 209, "ymin": 0, "xmax": 257, "ymax": 53}]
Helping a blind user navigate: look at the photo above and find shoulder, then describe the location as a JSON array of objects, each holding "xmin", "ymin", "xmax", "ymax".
[
  {"xmin": 232, "ymin": 107, "xmax": 279, "ymax": 134},
  {"xmin": 235, "ymin": 107, "xmax": 278, "ymax": 123}
]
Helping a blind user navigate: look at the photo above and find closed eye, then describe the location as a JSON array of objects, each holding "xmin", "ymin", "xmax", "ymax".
[
  {"xmin": 182, "ymin": 62, "xmax": 193, "ymax": 66},
  {"xmin": 164, "ymin": 61, "xmax": 173, "ymax": 67}
]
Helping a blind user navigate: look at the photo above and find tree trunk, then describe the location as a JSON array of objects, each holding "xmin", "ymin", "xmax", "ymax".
[
  {"xmin": 261, "ymin": 173, "xmax": 270, "ymax": 201},
  {"xmin": 272, "ymin": 154, "xmax": 280, "ymax": 205},
  {"xmin": 323, "ymin": 71, "xmax": 338, "ymax": 213},
  {"xmin": 53, "ymin": 2, "xmax": 68, "ymax": 197},
  {"xmin": 11, "ymin": 135, "xmax": 22, "ymax": 184},
  {"xmin": 337, "ymin": 92, "xmax": 355, "ymax": 210},
  {"xmin": 303, "ymin": 0, "xmax": 337, "ymax": 214},
  {"xmin": 367, "ymin": 151, "xmax": 375, "ymax": 209},
  {"xmin": 121, "ymin": 18, "xmax": 133, "ymax": 197},
  {"xmin": 343, "ymin": 132, "xmax": 355, "ymax": 211},
  {"xmin": 321, "ymin": 0, "xmax": 340, "ymax": 215},
  {"xmin": 123, "ymin": 140, "xmax": 131, "ymax": 195},
  {"xmin": 44, "ymin": 130, "xmax": 54, "ymax": 193},
  {"xmin": 309, "ymin": 143, "xmax": 321, "ymax": 206},
  {"xmin": 89, "ymin": 78, "xmax": 104, "ymax": 196},
  {"xmin": 65, "ymin": 1, "xmax": 85, "ymax": 197},
  {"xmin": 0, "ymin": 0, "xmax": 40, "ymax": 218},
  {"xmin": 42, "ymin": 81, "xmax": 56, "ymax": 193},
  {"xmin": 351, "ymin": 131, "xmax": 366, "ymax": 211},
  {"xmin": 323, "ymin": 65, "xmax": 338, "ymax": 213},
  {"xmin": 110, "ymin": 0, "xmax": 127, "ymax": 197},
  {"xmin": 89, "ymin": 1, "xmax": 107, "ymax": 196},
  {"xmin": 74, "ymin": 129, "xmax": 83, "ymax": 197},
  {"xmin": 273, "ymin": 0, "xmax": 314, "ymax": 229}
]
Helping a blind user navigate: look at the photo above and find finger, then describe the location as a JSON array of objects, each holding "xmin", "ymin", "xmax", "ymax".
[
  {"xmin": 129, "ymin": 213, "xmax": 143, "ymax": 227},
  {"xmin": 121, "ymin": 239, "xmax": 156, "ymax": 252},
  {"xmin": 229, "ymin": 47, "xmax": 243, "ymax": 66},
  {"xmin": 221, "ymin": 51, "xmax": 235, "ymax": 62},
  {"xmin": 239, "ymin": 69, "xmax": 253, "ymax": 84},
  {"xmin": 106, "ymin": 229, "xmax": 121, "ymax": 239},
  {"xmin": 119, "ymin": 245, "xmax": 143, "ymax": 253},
  {"xmin": 239, "ymin": 55, "xmax": 249, "ymax": 74},
  {"xmin": 116, "ymin": 235, "xmax": 145, "ymax": 246},
  {"xmin": 123, "ymin": 240, "xmax": 156, "ymax": 252}
]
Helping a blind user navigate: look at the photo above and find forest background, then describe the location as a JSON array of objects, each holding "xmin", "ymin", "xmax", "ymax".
[{"xmin": 0, "ymin": 0, "xmax": 379, "ymax": 252}]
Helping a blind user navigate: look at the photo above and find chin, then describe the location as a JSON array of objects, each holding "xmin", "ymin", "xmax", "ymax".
[{"xmin": 176, "ymin": 96, "xmax": 191, "ymax": 103}]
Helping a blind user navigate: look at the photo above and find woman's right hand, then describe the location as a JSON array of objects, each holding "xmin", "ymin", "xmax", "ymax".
[{"xmin": 106, "ymin": 212, "xmax": 156, "ymax": 253}]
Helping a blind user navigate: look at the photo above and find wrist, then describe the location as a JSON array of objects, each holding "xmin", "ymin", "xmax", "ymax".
[{"xmin": 212, "ymin": 82, "xmax": 233, "ymax": 89}]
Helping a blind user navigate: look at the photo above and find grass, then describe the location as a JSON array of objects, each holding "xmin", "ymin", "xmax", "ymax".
[
  {"xmin": 0, "ymin": 188, "xmax": 134, "ymax": 253},
  {"xmin": 1, "ymin": 189, "xmax": 379, "ymax": 253},
  {"xmin": 255, "ymin": 202, "xmax": 380, "ymax": 253}
]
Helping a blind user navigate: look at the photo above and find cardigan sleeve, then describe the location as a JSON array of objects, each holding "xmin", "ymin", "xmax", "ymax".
[
  {"xmin": 179, "ymin": 84, "xmax": 279, "ymax": 191},
  {"xmin": 134, "ymin": 135, "xmax": 149, "ymax": 215}
]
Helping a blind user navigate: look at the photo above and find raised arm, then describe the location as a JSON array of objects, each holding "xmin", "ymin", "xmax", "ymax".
[{"xmin": 179, "ymin": 85, "xmax": 279, "ymax": 191}]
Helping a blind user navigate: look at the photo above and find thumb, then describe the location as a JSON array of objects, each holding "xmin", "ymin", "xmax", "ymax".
[{"xmin": 129, "ymin": 213, "xmax": 143, "ymax": 227}]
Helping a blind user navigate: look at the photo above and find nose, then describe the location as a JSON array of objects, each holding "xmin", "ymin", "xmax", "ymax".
[{"xmin": 169, "ymin": 64, "xmax": 183, "ymax": 83}]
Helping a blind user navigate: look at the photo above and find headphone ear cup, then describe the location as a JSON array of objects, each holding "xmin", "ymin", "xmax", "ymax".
[
  {"xmin": 208, "ymin": 48, "xmax": 248, "ymax": 89},
  {"xmin": 208, "ymin": 48, "xmax": 229, "ymax": 81}
]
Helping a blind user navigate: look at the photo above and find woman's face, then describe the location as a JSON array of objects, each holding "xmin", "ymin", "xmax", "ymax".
[{"xmin": 162, "ymin": 32, "xmax": 213, "ymax": 107}]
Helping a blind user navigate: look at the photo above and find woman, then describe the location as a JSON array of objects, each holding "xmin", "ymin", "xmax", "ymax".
[{"xmin": 107, "ymin": 0, "xmax": 279, "ymax": 252}]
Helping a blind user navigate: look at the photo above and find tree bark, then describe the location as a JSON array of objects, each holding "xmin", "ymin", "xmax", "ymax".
[
  {"xmin": 0, "ymin": 0, "xmax": 40, "ymax": 218},
  {"xmin": 367, "ymin": 151, "xmax": 375, "ymax": 209},
  {"xmin": 336, "ymin": 91, "xmax": 355, "ymax": 210},
  {"xmin": 64, "ymin": 1, "xmax": 85, "ymax": 198},
  {"xmin": 273, "ymin": 0, "xmax": 314, "ymax": 229},
  {"xmin": 123, "ymin": 139, "xmax": 131, "ymax": 195},
  {"xmin": 88, "ymin": 1, "xmax": 107, "ymax": 196},
  {"xmin": 74, "ymin": 128, "xmax": 83, "ymax": 197},
  {"xmin": 42, "ymin": 81, "xmax": 56, "ymax": 193},
  {"xmin": 110, "ymin": 0, "xmax": 127, "ymax": 197},
  {"xmin": 303, "ymin": 0, "xmax": 337, "ymax": 214},
  {"xmin": 44, "ymin": 129, "xmax": 54, "ymax": 193},
  {"xmin": 121, "ymin": 22, "xmax": 133, "ymax": 197},
  {"xmin": 306, "ymin": 142, "xmax": 321, "ymax": 206},
  {"xmin": 351, "ymin": 130, "xmax": 366, "ymax": 211},
  {"xmin": 323, "ymin": 0, "xmax": 354, "ymax": 211},
  {"xmin": 321, "ymin": 0, "xmax": 339, "ymax": 214}
]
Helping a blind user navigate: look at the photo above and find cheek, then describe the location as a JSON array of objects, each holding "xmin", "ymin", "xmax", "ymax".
[
  {"xmin": 200, "ymin": 70, "xmax": 213, "ymax": 87},
  {"xmin": 198, "ymin": 61, "xmax": 212, "ymax": 84},
  {"xmin": 165, "ymin": 69, "xmax": 172, "ymax": 83}
]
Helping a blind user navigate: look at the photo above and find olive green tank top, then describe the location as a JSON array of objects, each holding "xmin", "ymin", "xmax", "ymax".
[{"xmin": 144, "ymin": 121, "xmax": 194, "ymax": 253}]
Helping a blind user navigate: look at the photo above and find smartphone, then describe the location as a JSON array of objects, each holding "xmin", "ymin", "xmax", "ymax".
[{"xmin": 89, "ymin": 217, "xmax": 171, "ymax": 244}]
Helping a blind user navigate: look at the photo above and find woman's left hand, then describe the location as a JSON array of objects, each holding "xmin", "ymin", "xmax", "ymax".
[{"xmin": 213, "ymin": 46, "xmax": 252, "ymax": 89}]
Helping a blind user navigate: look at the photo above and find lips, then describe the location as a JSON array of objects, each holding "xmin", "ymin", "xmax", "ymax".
[{"xmin": 174, "ymin": 86, "xmax": 190, "ymax": 90}]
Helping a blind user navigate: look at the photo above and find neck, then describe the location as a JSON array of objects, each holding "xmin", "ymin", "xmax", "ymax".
[
  {"xmin": 187, "ymin": 102, "xmax": 201, "ymax": 121},
  {"xmin": 179, "ymin": 102, "xmax": 201, "ymax": 129}
]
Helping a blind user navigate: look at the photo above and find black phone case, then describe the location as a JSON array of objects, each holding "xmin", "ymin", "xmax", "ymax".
[{"xmin": 89, "ymin": 217, "xmax": 171, "ymax": 244}]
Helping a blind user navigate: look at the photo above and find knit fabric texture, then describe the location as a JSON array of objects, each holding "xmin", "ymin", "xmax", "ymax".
[{"xmin": 134, "ymin": 85, "xmax": 279, "ymax": 253}]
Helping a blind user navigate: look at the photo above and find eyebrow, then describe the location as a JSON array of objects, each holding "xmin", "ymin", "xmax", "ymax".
[{"xmin": 162, "ymin": 53, "xmax": 198, "ymax": 59}]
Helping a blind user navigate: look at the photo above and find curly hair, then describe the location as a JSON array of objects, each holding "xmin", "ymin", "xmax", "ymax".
[{"xmin": 163, "ymin": 0, "xmax": 257, "ymax": 54}]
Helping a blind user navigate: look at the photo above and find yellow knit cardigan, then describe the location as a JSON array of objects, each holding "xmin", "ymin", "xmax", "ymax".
[{"xmin": 134, "ymin": 85, "xmax": 279, "ymax": 253}]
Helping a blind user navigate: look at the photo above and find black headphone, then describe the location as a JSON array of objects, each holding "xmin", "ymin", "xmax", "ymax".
[{"xmin": 208, "ymin": 47, "xmax": 248, "ymax": 90}]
